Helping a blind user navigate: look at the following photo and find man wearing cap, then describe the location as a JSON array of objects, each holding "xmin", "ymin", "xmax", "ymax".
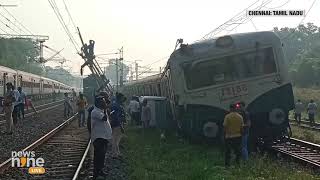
[
  {"xmin": 4, "ymin": 83, "xmax": 15, "ymax": 134},
  {"xmin": 91, "ymin": 93, "xmax": 112, "ymax": 179}
]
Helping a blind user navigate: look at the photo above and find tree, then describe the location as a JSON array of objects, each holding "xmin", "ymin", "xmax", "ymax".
[{"xmin": 0, "ymin": 38, "xmax": 43, "ymax": 75}]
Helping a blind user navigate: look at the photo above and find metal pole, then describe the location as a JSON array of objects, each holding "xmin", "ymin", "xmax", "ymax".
[
  {"xmin": 119, "ymin": 47, "xmax": 124, "ymax": 87},
  {"xmin": 135, "ymin": 61, "xmax": 138, "ymax": 80},
  {"xmin": 116, "ymin": 58, "xmax": 119, "ymax": 92}
]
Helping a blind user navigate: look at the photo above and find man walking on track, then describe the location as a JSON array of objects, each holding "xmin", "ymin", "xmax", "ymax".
[
  {"xmin": 18, "ymin": 87, "xmax": 27, "ymax": 119},
  {"xmin": 12, "ymin": 85, "xmax": 20, "ymax": 125},
  {"xmin": 307, "ymin": 99, "xmax": 317, "ymax": 127},
  {"xmin": 223, "ymin": 104, "xmax": 243, "ymax": 167},
  {"xmin": 4, "ymin": 83, "xmax": 15, "ymax": 135},
  {"xmin": 77, "ymin": 93, "xmax": 87, "ymax": 127}
]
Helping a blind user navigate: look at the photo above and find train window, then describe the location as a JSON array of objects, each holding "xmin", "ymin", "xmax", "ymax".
[{"xmin": 184, "ymin": 47, "xmax": 277, "ymax": 90}]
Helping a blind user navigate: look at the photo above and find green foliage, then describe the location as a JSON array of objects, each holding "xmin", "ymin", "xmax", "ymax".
[
  {"xmin": 124, "ymin": 127, "xmax": 319, "ymax": 180},
  {"xmin": 274, "ymin": 23, "xmax": 320, "ymax": 87},
  {"xmin": 0, "ymin": 37, "xmax": 81, "ymax": 88},
  {"xmin": 0, "ymin": 38, "xmax": 43, "ymax": 75},
  {"xmin": 45, "ymin": 66, "xmax": 81, "ymax": 88}
]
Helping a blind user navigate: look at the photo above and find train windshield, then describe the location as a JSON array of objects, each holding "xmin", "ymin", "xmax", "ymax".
[{"xmin": 184, "ymin": 47, "xmax": 277, "ymax": 90}]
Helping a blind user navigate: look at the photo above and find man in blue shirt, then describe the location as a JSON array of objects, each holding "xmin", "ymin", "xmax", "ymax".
[{"xmin": 110, "ymin": 92, "xmax": 126, "ymax": 157}]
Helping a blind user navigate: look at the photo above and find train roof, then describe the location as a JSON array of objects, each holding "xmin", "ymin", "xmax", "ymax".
[
  {"xmin": 169, "ymin": 31, "xmax": 281, "ymax": 62},
  {"xmin": 124, "ymin": 74, "xmax": 161, "ymax": 86},
  {"xmin": 0, "ymin": 65, "xmax": 18, "ymax": 73}
]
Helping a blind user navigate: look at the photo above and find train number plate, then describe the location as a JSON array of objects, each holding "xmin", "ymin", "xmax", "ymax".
[{"xmin": 220, "ymin": 84, "xmax": 248, "ymax": 100}]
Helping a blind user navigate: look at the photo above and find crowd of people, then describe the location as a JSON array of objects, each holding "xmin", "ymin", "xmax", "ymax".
[
  {"xmin": 127, "ymin": 96, "xmax": 151, "ymax": 128},
  {"xmin": 294, "ymin": 99, "xmax": 318, "ymax": 126},
  {"xmin": 2, "ymin": 82, "xmax": 32, "ymax": 135}
]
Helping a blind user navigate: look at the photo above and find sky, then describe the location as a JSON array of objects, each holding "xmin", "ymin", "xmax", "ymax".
[{"xmin": 0, "ymin": 0, "xmax": 319, "ymax": 78}]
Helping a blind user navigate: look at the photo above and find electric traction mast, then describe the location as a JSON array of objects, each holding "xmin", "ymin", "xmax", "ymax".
[{"xmin": 77, "ymin": 27, "xmax": 113, "ymax": 95}]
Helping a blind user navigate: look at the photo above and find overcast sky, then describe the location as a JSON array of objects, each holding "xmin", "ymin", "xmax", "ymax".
[{"xmin": 0, "ymin": 0, "xmax": 319, "ymax": 77}]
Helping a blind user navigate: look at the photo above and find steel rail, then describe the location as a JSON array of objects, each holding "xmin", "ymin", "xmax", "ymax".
[
  {"xmin": 271, "ymin": 138, "xmax": 320, "ymax": 168},
  {"xmin": 72, "ymin": 139, "xmax": 91, "ymax": 180},
  {"xmin": 0, "ymin": 113, "xmax": 77, "ymax": 174},
  {"xmin": 0, "ymin": 101, "xmax": 64, "ymax": 125}
]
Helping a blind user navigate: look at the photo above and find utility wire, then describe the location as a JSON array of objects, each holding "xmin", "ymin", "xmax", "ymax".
[
  {"xmin": 51, "ymin": 0, "xmax": 80, "ymax": 49},
  {"xmin": 48, "ymin": 0, "xmax": 80, "ymax": 52},
  {"xmin": 63, "ymin": 0, "xmax": 77, "ymax": 32},
  {"xmin": 281, "ymin": 0, "xmax": 317, "ymax": 40},
  {"xmin": 0, "ymin": 18, "xmax": 20, "ymax": 35},
  {"xmin": 1, "ymin": 6, "xmax": 34, "ymax": 35},
  {"xmin": 265, "ymin": 0, "xmax": 291, "ymax": 10},
  {"xmin": 0, "ymin": 25, "xmax": 8, "ymax": 34},
  {"xmin": 0, "ymin": 11, "xmax": 27, "ymax": 34}
]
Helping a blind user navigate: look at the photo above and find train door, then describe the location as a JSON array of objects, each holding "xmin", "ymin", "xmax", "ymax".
[
  {"xmin": 31, "ymin": 79, "xmax": 34, "ymax": 95},
  {"xmin": 40, "ymin": 79, "xmax": 43, "ymax": 94},
  {"xmin": 18, "ymin": 75, "xmax": 22, "ymax": 88},
  {"xmin": 13, "ymin": 75, "xmax": 17, "ymax": 88}
]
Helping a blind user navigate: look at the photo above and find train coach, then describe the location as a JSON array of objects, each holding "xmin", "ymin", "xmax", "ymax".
[
  {"xmin": 121, "ymin": 31, "xmax": 295, "ymax": 143},
  {"xmin": 0, "ymin": 65, "xmax": 74, "ymax": 100}
]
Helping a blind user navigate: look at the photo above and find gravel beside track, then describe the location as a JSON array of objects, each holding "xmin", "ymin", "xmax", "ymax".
[
  {"xmin": 0, "ymin": 105, "xmax": 68, "ymax": 162},
  {"xmin": 0, "ymin": 120, "xmax": 89, "ymax": 179},
  {"xmin": 78, "ymin": 143, "xmax": 128, "ymax": 180}
]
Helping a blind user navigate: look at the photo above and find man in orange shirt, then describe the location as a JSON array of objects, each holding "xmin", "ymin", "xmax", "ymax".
[
  {"xmin": 77, "ymin": 93, "xmax": 87, "ymax": 127},
  {"xmin": 223, "ymin": 103, "xmax": 244, "ymax": 167}
]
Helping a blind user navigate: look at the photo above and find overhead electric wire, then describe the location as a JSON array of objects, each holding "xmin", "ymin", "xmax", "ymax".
[
  {"xmin": 281, "ymin": 0, "xmax": 317, "ymax": 40},
  {"xmin": 0, "ymin": 18, "xmax": 20, "ymax": 35},
  {"xmin": 1, "ymin": 6, "xmax": 34, "ymax": 35},
  {"xmin": 0, "ymin": 25, "xmax": 8, "ymax": 34},
  {"xmin": 48, "ymin": 0, "xmax": 80, "ymax": 53},
  {"xmin": 63, "ymin": 0, "xmax": 77, "ymax": 32},
  {"xmin": 0, "ymin": 11, "xmax": 27, "ymax": 35},
  {"xmin": 50, "ymin": 0, "xmax": 80, "ymax": 50},
  {"xmin": 265, "ymin": 0, "xmax": 291, "ymax": 9}
]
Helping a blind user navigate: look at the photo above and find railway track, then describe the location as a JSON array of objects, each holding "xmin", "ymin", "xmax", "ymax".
[
  {"xmin": 0, "ymin": 114, "xmax": 90, "ymax": 179},
  {"xmin": 0, "ymin": 99, "xmax": 64, "ymax": 126},
  {"xmin": 289, "ymin": 118, "xmax": 320, "ymax": 131},
  {"xmin": 271, "ymin": 137, "xmax": 320, "ymax": 168}
]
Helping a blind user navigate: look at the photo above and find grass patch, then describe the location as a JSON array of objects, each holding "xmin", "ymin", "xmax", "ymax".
[
  {"xmin": 124, "ymin": 127, "xmax": 319, "ymax": 180},
  {"xmin": 291, "ymin": 125, "xmax": 320, "ymax": 144}
]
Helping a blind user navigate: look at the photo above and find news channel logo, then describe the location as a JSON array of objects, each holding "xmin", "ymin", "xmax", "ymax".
[{"xmin": 11, "ymin": 151, "xmax": 45, "ymax": 174}]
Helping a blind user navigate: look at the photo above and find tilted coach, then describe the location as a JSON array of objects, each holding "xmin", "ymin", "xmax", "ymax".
[{"xmin": 121, "ymin": 31, "xmax": 294, "ymax": 142}]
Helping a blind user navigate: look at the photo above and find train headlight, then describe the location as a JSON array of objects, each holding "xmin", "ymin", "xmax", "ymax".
[
  {"xmin": 203, "ymin": 122, "xmax": 219, "ymax": 138},
  {"xmin": 269, "ymin": 108, "xmax": 285, "ymax": 125}
]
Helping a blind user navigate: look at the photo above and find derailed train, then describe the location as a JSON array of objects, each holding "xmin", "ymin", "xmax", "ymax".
[
  {"xmin": 0, "ymin": 65, "xmax": 74, "ymax": 99},
  {"xmin": 121, "ymin": 31, "xmax": 294, "ymax": 142}
]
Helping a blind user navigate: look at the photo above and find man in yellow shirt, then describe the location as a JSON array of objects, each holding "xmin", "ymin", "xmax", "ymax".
[
  {"xmin": 77, "ymin": 93, "xmax": 87, "ymax": 127},
  {"xmin": 223, "ymin": 103, "xmax": 244, "ymax": 167}
]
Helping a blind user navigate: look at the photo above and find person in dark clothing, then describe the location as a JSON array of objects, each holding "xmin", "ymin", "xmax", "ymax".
[
  {"xmin": 236, "ymin": 101, "xmax": 251, "ymax": 161},
  {"xmin": 110, "ymin": 92, "xmax": 126, "ymax": 157}
]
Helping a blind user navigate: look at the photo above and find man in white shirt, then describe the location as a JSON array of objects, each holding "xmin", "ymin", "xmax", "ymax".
[
  {"xmin": 91, "ymin": 94, "xmax": 112, "ymax": 179},
  {"xmin": 128, "ymin": 96, "xmax": 140, "ymax": 125},
  {"xmin": 12, "ymin": 85, "xmax": 20, "ymax": 124},
  {"xmin": 307, "ymin": 99, "xmax": 317, "ymax": 126},
  {"xmin": 294, "ymin": 99, "xmax": 304, "ymax": 124}
]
